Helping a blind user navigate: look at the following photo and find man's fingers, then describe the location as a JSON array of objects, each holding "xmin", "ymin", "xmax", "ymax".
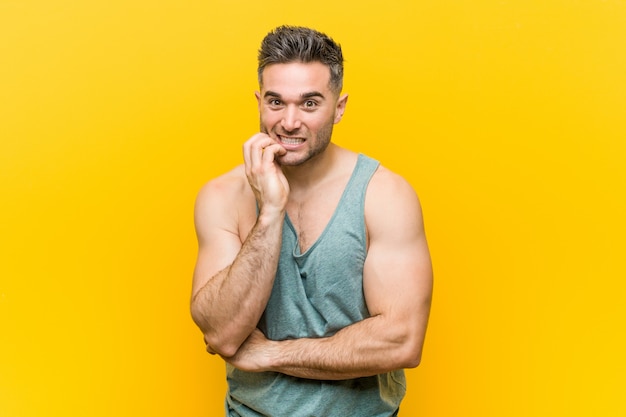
[
  {"xmin": 261, "ymin": 143, "xmax": 286, "ymax": 163},
  {"xmin": 245, "ymin": 133, "xmax": 275, "ymax": 168}
]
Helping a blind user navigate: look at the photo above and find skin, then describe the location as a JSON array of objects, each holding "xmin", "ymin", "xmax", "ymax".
[{"xmin": 190, "ymin": 61, "xmax": 433, "ymax": 380}]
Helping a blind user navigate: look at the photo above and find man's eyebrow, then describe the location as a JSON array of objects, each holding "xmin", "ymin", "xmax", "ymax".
[
  {"xmin": 301, "ymin": 91, "xmax": 325, "ymax": 99},
  {"xmin": 262, "ymin": 91, "xmax": 326, "ymax": 100}
]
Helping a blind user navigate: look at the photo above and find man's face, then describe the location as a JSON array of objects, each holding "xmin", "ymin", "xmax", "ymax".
[{"xmin": 256, "ymin": 61, "xmax": 347, "ymax": 166}]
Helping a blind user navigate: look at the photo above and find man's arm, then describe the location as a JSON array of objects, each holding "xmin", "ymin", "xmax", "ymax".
[
  {"xmin": 190, "ymin": 134, "xmax": 288, "ymax": 357},
  {"xmin": 224, "ymin": 168, "xmax": 433, "ymax": 379}
]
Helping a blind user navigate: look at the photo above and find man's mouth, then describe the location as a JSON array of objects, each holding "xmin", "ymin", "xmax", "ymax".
[{"xmin": 278, "ymin": 135, "xmax": 305, "ymax": 145}]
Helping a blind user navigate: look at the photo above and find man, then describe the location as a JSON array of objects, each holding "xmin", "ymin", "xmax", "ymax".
[{"xmin": 190, "ymin": 26, "xmax": 433, "ymax": 417}]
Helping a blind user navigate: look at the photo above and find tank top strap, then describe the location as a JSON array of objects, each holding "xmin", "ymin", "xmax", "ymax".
[{"xmin": 334, "ymin": 153, "xmax": 380, "ymax": 227}]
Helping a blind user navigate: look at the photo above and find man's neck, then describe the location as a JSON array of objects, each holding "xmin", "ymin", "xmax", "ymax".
[{"xmin": 281, "ymin": 143, "xmax": 342, "ymax": 191}]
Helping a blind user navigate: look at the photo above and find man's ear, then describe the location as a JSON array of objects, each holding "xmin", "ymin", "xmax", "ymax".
[
  {"xmin": 334, "ymin": 93, "xmax": 349, "ymax": 124},
  {"xmin": 255, "ymin": 91, "xmax": 261, "ymax": 112}
]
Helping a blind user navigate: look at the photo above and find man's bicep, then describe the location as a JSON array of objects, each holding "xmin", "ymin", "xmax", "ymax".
[
  {"xmin": 191, "ymin": 182, "xmax": 243, "ymax": 298},
  {"xmin": 192, "ymin": 232, "xmax": 242, "ymax": 298},
  {"xmin": 363, "ymin": 173, "xmax": 433, "ymax": 327},
  {"xmin": 363, "ymin": 234, "xmax": 432, "ymax": 320}
]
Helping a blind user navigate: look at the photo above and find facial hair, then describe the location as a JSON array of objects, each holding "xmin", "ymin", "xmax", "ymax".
[{"xmin": 260, "ymin": 119, "xmax": 335, "ymax": 167}]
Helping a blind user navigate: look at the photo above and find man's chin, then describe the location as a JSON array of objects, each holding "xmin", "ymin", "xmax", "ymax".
[{"xmin": 275, "ymin": 152, "xmax": 306, "ymax": 167}]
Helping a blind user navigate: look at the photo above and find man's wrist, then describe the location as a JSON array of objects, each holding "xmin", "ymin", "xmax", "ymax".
[
  {"xmin": 257, "ymin": 207, "xmax": 285, "ymax": 225},
  {"xmin": 265, "ymin": 338, "xmax": 285, "ymax": 372}
]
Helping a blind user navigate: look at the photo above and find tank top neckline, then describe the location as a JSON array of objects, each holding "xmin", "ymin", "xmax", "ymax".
[{"xmin": 284, "ymin": 153, "xmax": 369, "ymax": 258}]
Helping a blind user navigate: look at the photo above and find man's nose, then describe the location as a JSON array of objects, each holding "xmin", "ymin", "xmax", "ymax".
[{"xmin": 281, "ymin": 106, "xmax": 302, "ymax": 131}]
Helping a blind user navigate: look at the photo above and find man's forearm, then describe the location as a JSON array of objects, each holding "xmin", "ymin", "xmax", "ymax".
[
  {"xmin": 275, "ymin": 316, "xmax": 423, "ymax": 379},
  {"xmin": 230, "ymin": 312, "xmax": 427, "ymax": 380},
  {"xmin": 191, "ymin": 211, "xmax": 284, "ymax": 357}
]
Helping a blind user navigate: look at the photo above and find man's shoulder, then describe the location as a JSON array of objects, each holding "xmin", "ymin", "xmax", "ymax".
[
  {"xmin": 368, "ymin": 164, "xmax": 416, "ymax": 198},
  {"xmin": 365, "ymin": 163, "xmax": 421, "ymax": 219},
  {"xmin": 196, "ymin": 165, "xmax": 252, "ymax": 205},
  {"xmin": 202, "ymin": 164, "xmax": 247, "ymax": 190},
  {"xmin": 365, "ymin": 164, "xmax": 424, "ymax": 241}
]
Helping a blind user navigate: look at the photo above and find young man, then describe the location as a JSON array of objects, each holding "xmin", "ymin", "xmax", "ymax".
[{"xmin": 191, "ymin": 26, "xmax": 433, "ymax": 417}]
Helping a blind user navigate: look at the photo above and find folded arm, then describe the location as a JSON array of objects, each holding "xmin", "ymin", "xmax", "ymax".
[
  {"xmin": 224, "ymin": 168, "xmax": 433, "ymax": 379},
  {"xmin": 190, "ymin": 135, "xmax": 288, "ymax": 357}
]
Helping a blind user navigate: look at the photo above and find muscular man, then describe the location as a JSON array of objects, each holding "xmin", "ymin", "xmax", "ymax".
[{"xmin": 191, "ymin": 26, "xmax": 433, "ymax": 417}]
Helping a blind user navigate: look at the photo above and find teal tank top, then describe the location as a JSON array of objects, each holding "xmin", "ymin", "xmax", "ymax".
[{"xmin": 225, "ymin": 154, "xmax": 406, "ymax": 417}]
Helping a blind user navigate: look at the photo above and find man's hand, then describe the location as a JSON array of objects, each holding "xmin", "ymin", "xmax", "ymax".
[
  {"xmin": 222, "ymin": 328, "xmax": 276, "ymax": 373},
  {"xmin": 243, "ymin": 133, "xmax": 289, "ymax": 216},
  {"xmin": 190, "ymin": 134, "xmax": 290, "ymax": 357}
]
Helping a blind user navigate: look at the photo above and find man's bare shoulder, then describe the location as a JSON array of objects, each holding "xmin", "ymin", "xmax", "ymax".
[
  {"xmin": 368, "ymin": 165, "xmax": 419, "ymax": 203},
  {"xmin": 365, "ymin": 165, "xmax": 424, "ymax": 233},
  {"xmin": 196, "ymin": 165, "xmax": 252, "ymax": 204},
  {"xmin": 194, "ymin": 165, "xmax": 256, "ymax": 233}
]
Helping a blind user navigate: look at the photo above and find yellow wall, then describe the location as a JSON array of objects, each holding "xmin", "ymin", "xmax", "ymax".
[{"xmin": 1, "ymin": 1, "xmax": 624, "ymax": 416}]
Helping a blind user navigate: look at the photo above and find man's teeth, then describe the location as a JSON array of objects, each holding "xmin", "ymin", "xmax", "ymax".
[{"xmin": 280, "ymin": 137, "xmax": 304, "ymax": 145}]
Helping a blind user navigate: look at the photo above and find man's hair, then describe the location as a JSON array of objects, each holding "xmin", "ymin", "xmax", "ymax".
[{"xmin": 257, "ymin": 26, "xmax": 344, "ymax": 94}]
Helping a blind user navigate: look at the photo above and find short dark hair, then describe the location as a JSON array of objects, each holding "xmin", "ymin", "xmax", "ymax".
[{"xmin": 257, "ymin": 26, "xmax": 344, "ymax": 94}]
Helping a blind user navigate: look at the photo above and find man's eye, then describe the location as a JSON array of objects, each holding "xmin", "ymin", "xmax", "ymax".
[
  {"xmin": 269, "ymin": 99, "xmax": 281, "ymax": 106},
  {"xmin": 304, "ymin": 100, "xmax": 317, "ymax": 108}
]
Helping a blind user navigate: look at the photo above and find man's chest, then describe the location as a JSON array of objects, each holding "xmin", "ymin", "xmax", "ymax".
[{"xmin": 286, "ymin": 183, "xmax": 347, "ymax": 253}]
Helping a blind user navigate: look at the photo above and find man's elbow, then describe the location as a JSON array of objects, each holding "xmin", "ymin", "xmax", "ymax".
[
  {"xmin": 190, "ymin": 306, "xmax": 241, "ymax": 358},
  {"xmin": 204, "ymin": 334, "xmax": 241, "ymax": 358},
  {"xmin": 400, "ymin": 347, "xmax": 423, "ymax": 369},
  {"xmin": 395, "ymin": 334, "xmax": 425, "ymax": 369},
  {"xmin": 194, "ymin": 318, "xmax": 243, "ymax": 357}
]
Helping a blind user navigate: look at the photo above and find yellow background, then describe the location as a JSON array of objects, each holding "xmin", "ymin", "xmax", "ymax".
[{"xmin": 1, "ymin": 0, "xmax": 624, "ymax": 416}]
